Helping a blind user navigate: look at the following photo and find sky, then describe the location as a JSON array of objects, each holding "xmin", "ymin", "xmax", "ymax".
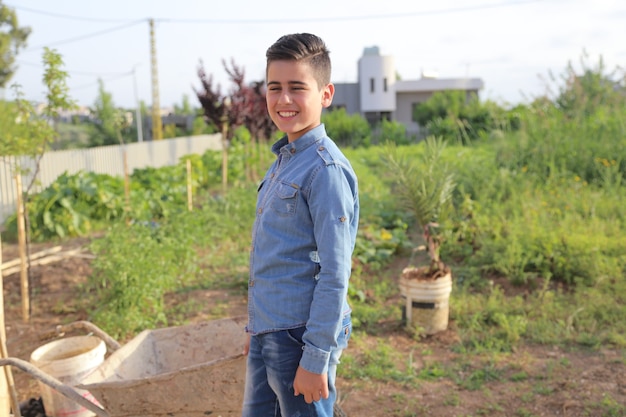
[{"xmin": 4, "ymin": 0, "xmax": 626, "ymax": 110}]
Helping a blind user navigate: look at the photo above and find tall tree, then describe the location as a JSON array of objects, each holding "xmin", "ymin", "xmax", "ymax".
[
  {"xmin": 195, "ymin": 59, "xmax": 274, "ymax": 141},
  {"xmin": 174, "ymin": 94, "xmax": 195, "ymax": 116},
  {"xmin": 0, "ymin": 48, "xmax": 74, "ymax": 156},
  {"xmin": 195, "ymin": 59, "xmax": 275, "ymax": 181},
  {"xmin": 88, "ymin": 79, "xmax": 128, "ymax": 146},
  {"xmin": 0, "ymin": 1, "xmax": 31, "ymax": 88},
  {"xmin": 1, "ymin": 48, "xmax": 75, "ymax": 323},
  {"xmin": 221, "ymin": 59, "xmax": 275, "ymax": 144},
  {"xmin": 555, "ymin": 52, "xmax": 623, "ymax": 118}
]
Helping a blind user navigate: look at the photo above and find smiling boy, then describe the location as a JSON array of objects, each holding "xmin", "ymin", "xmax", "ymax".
[{"xmin": 242, "ymin": 33, "xmax": 360, "ymax": 417}]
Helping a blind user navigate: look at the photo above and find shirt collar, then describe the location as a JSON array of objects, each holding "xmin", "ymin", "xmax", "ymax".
[{"xmin": 271, "ymin": 124, "xmax": 327, "ymax": 157}]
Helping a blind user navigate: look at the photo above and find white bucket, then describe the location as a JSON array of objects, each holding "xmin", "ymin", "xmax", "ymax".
[
  {"xmin": 399, "ymin": 271, "xmax": 452, "ymax": 335},
  {"xmin": 30, "ymin": 336, "xmax": 106, "ymax": 417}
]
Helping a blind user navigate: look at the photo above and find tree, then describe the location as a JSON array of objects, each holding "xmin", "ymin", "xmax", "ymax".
[
  {"xmin": 41, "ymin": 47, "xmax": 76, "ymax": 126},
  {"xmin": 88, "ymin": 79, "xmax": 129, "ymax": 147},
  {"xmin": 222, "ymin": 60, "xmax": 276, "ymax": 179},
  {"xmin": 413, "ymin": 90, "xmax": 468, "ymax": 127},
  {"xmin": 413, "ymin": 90, "xmax": 511, "ymax": 145},
  {"xmin": 195, "ymin": 59, "xmax": 274, "ymax": 141},
  {"xmin": 174, "ymin": 94, "xmax": 195, "ymax": 116},
  {"xmin": 0, "ymin": 48, "xmax": 75, "ymax": 156},
  {"xmin": 322, "ymin": 108, "xmax": 371, "ymax": 147},
  {"xmin": 195, "ymin": 59, "xmax": 275, "ymax": 184},
  {"xmin": 222, "ymin": 62, "xmax": 275, "ymax": 146},
  {"xmin": 0, "ymin": 1, "xmax": 31, "ymax": 88},
  {"xmin": 554, "ymin": 51, "xmax": 624, "ymax": 118},
  {"xmin": 1, "ymin": 47, "xmax": 75, "ymax": 322}
]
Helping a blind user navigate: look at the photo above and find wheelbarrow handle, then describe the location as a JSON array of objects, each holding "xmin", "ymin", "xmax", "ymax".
[
  {"xmin": 0, "ymin": 357, "xmax": 109, "ymax": 417},
  {"xmin": 53, "ymin": 321, "xmax": 122, "ymax": 351}
]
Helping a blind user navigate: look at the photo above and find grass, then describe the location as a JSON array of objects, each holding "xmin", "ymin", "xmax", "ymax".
[{"xmin": 45, "ymin": 128, "xmax": 621, "ymax": 414}]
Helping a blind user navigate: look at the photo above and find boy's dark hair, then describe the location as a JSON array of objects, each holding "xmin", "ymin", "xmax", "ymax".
[{"xmin": 266, "ymin": 33, "xmax": 331, "ymax": 88}]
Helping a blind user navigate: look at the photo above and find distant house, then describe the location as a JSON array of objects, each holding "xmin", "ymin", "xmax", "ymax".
[{"xmin": 331, "ymin": 46, "xmax": 484, "ymax": 136}]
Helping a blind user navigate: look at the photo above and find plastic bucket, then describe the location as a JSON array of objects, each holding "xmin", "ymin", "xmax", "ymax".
[
  {"xmin": 30, "ymin": 336, "xmax": 106, "ymax": 417},
  {"xmin": 399, "ymin": 272, "xmax": 452, "ymax": 334}
]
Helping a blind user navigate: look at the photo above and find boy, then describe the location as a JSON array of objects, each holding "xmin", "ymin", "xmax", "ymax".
[{"xmin": 242, "ymin": 33, "xmax": 360, "ymax": 417}]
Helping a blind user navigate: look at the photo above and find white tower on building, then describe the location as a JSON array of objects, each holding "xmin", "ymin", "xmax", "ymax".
[{"xmin": 358, "ymin": 46, "xmax": 396, "ymax": 122}]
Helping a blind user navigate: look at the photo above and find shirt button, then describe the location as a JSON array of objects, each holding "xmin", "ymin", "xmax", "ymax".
[
  {"xmin": 319, "ymin": 146, "xmax": 325, "ymax": 151},
  {"xmin": 339, "ymin": 216, "xmax": 347, "ymax": 222},
  {"xmin": 249, "ymin": 280, "xmax": 254, "ymax": 287},
  {"xmin": 290, "ymin": 149, "xmax": 296, "ymax": 154},
  {"xmin": 258, "ymin": 208, "xmax": 263, "ymax": 214}
]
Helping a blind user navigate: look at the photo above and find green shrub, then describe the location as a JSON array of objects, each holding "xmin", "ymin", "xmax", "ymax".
[
  {"xmin": 322, "ymin": 107, "xmax": 371, "ymax": 147},
  {"xmin": 3, "ymin": 171, "xmax": 125, "ymax": 241}
]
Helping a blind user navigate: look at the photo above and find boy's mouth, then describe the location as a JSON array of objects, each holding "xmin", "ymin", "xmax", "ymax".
[{"xmin": 278, "ymin": 111, "xmax": 297, "ymax": 117}]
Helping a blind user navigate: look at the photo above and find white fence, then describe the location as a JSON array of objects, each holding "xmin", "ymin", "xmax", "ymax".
[{"xmin": 0, "ymin": 134, "xmax": 222, "ymax": 225}]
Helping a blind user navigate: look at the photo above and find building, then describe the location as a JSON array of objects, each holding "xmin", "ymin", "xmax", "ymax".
[{"xmin": 331, "ymin": 46, "xmax": 484, "ymax": 136}]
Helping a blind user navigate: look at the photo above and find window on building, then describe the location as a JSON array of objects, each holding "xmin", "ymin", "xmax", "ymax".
[
  {"xmin": 411, "ymin": 102, "xmax": 421, "ymax": 123},
  {"xmin": 370, "ymin": 78, "xmax": 375, "ymax": 93},
  {"xmin": 383, "ymin": 77, "xmax": 388, "ymax": 92}
]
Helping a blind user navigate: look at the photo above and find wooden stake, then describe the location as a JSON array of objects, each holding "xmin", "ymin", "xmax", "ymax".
[
  {"xmin": 2, "ymin": 247, "xmax": 86, "ymax": 277},
  {"xmin": 1, "ymin": 245, "xmax": 62, "ymax": 273},
  {"xmin": 221, "ymin": 120, "xmax": 228, "ymax": 194},
  {"xmin": 123, "ymin": 149, "xmax": 130, "ymax": 226},
  {"xmin": 186, "ymin": 159, "xmax": 193, "ymax": 212},
  {"xmin": 1, "ymin": 206, "xmax": 22, "ymax": 417},
  {"xmin": 15, "ymin": 174, "xmax": 29, "ymax": 323}
]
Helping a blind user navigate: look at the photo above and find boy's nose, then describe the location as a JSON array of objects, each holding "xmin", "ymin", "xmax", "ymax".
[{"xmin": 278, "ymin": 92, "xmax": 292, "ymax": 104}]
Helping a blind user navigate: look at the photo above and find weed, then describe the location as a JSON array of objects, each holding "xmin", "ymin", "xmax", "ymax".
[
  {"xmin": 596, "ymin": 393, "xmax": 626, "ymax": 416},
  {"xmin": 510, "ymin": 371, "xmax": 528, "ymax": 382}
]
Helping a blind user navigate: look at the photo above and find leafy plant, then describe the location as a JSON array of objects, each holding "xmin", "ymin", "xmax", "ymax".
[
  {"xmin": 323, "ymin": 107, "xmax": 372, "ymax": 147},
  {"xmin": 88, "ymin": 218, "xmax": 198, "ymax": 338},
  {"xmin": 0, "ymin": 2, "xmax": 31, "ymax": 88},
  {"xmin": 3, "ymin": 171, "xmax": 125, "ymax": 241},
  {"xmin": 381, "ymin": 136, "xmax": 456, "ymax": 277}
]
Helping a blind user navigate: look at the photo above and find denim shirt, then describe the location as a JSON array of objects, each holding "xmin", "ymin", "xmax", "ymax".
[{"xmin": 247, "ymin": 124, "xmax": 359, "ymax": 375}]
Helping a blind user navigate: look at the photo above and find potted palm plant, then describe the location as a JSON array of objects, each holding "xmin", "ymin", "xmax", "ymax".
[{"xmin": 382, "ymin": 136, "xmax": 456, "ymax": 334}]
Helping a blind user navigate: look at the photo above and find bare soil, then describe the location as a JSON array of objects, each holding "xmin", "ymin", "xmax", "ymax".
[{"xmin": 2, "ymin": 238, "xmax": 625, "ymax": 417}]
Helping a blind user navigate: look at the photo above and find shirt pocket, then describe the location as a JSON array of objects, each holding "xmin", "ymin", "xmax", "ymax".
[{"xmin": 270, "ymin": 182, "xmax": 299, "ymax": 217}]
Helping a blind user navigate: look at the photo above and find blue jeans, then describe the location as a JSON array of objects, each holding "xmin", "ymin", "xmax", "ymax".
[{"xmin": 242, "ymin": 315, "xmax": 352, "ymax": 417}]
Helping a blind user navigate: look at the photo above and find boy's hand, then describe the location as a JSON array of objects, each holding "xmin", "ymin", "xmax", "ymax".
[{"xmin": 293, "ymin": 366, "xmax": 329, "ymax": 403}]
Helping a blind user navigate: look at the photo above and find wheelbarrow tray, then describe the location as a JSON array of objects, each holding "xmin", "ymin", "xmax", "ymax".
[{"xmin": 77, "ymin": 316, "xmax": 247, "ymax": 417}]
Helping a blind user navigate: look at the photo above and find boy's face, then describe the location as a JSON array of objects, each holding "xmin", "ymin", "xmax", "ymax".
[{"xmin": 266, "ymin": 59, "xmax": 334, "ymax": 143}]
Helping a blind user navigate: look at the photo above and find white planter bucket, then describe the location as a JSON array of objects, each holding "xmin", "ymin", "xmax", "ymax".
[
  {"xmin": 399, "ymin": 270, "xmax": 452, "ymax": 335},
  {"xmin": 30, "ymin": 336, "xmax": 106, "ymax": 417}
]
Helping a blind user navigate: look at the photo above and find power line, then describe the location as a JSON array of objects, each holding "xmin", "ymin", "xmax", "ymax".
[
  {"xmin": 72, "ymin": 72, "xmax": 134, "ymax": 93},
  {"xmin": 157, "ymin": 0, "xmax": 545, "ymax": 24},
  {"xmin": 9, "ymin": 0, "xmax": 544, "ymax": 26},
  {"xmin": 4, "ymin": 3, "xmax": 134, "ymax": 23},
  {"xmin": 16, "ymin": 59, "xmax": 132, "ymax": 77},
  {"xmin": 24, "ymin": 19, "xmax": 146, "ymax": 51}
]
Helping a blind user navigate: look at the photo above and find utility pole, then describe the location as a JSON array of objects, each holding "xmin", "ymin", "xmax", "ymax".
[{"xmin": 149, "ymin": 19, "xmax": 162, "ymax": 140}]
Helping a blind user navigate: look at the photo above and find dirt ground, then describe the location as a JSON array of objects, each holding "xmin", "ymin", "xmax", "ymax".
[{"xmin": 2, "ymin": 238, "xmax": 625, "ymax": 417}]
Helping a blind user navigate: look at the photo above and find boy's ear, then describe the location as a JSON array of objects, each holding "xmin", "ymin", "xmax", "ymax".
[{"xmin": 322, "ymin": 83, "xmax": 335, "ymax": 108}]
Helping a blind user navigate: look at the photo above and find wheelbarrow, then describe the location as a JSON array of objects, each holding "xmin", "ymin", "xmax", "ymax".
[
  {"xmin": 2, "ymin": 317, "xmax": 348, "ymax": 417},
  {"xmin": 1, "ymin": 316, "xmax": 248, "ymax": 417}
]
